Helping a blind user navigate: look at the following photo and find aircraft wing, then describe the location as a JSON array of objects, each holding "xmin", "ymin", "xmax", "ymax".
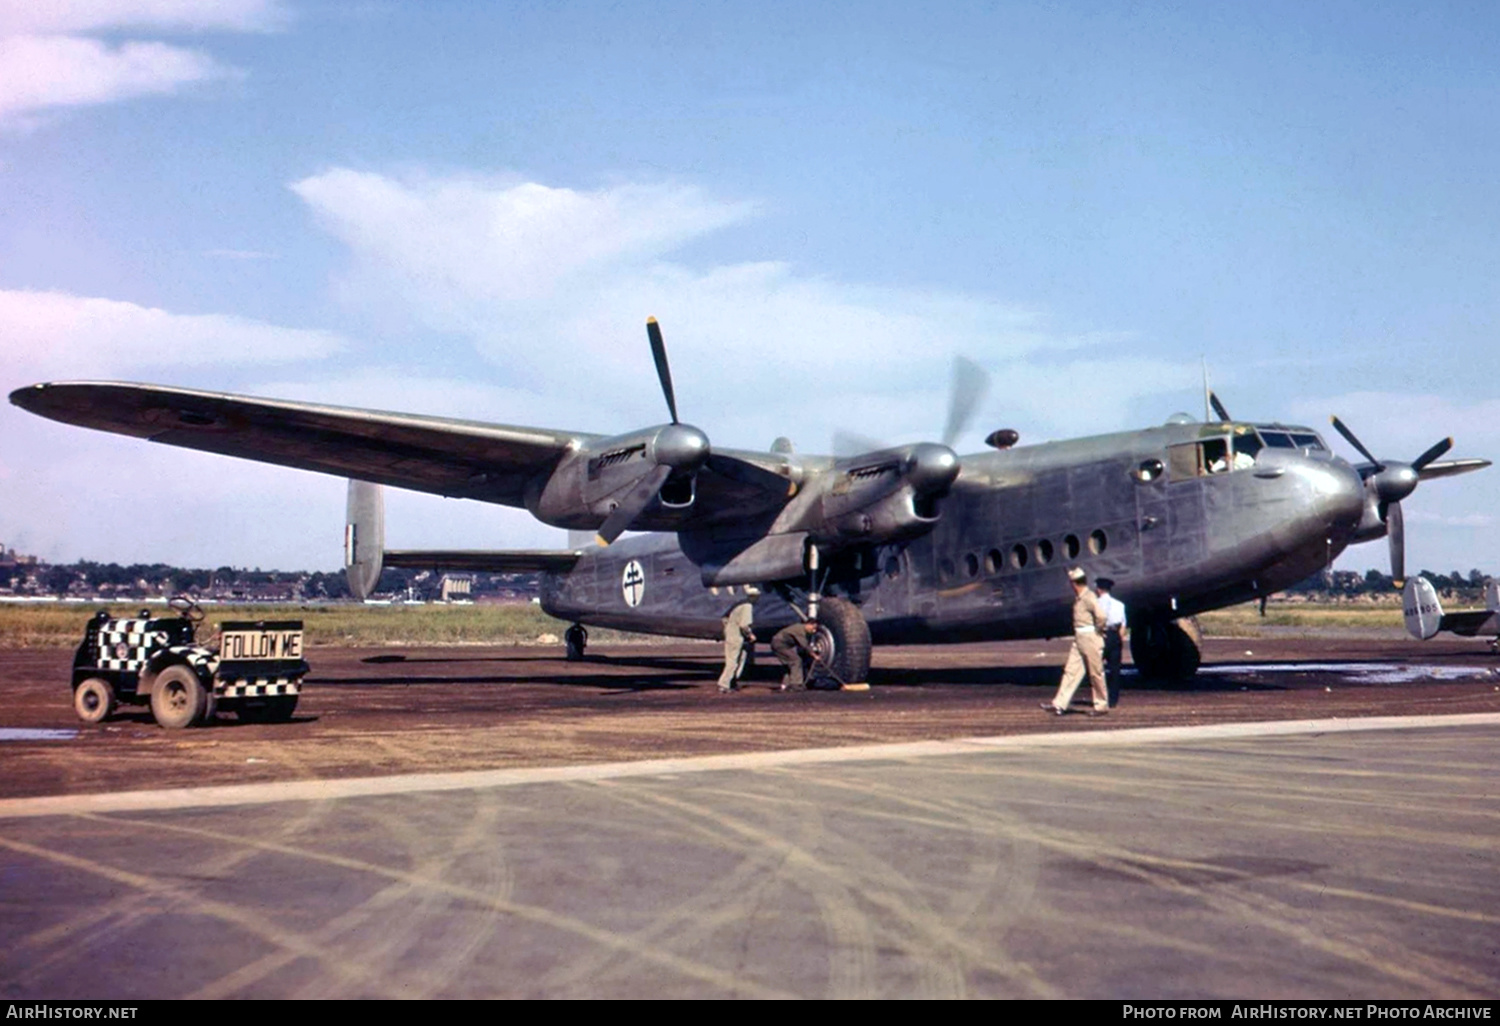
[{"xmin": 10, "ymin": 381, "xmax": 596, "ymax": 508}]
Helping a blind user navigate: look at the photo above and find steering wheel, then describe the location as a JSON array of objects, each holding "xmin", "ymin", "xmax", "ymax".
[{"xmin": 168, "ymin": 594, "xmax": 205, "ymax": 624}]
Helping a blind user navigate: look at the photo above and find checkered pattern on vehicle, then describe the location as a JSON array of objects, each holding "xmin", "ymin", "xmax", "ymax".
[
  {"xmin": 217, "ymin": 677, "xmax": 301, "ymax": 698},
  {"xmin": 93, "ymin": 620, "xmax": 169, "ymax": 671}
]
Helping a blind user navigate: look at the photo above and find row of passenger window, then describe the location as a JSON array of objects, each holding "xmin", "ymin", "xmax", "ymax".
[{"xmin": 928, "ymin": 528, "xmax": 1110, "ymax": 582}]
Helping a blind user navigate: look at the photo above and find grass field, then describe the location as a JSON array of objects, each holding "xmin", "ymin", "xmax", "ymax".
[
  {"xmin": 0, "ymin": 597, "xmax": 1408, "ymax": 648},
  {"xmin": 0, "ymin": 601, "xmax": 581, "ymax": 649}
]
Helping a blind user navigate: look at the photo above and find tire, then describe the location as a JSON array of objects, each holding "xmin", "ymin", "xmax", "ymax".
[
  {"xmin": 565, "ymin": 624, "xmax": 587, "ymax": 661},
  {"xmin": 808, "ymin": 597, "xmax": 872, "ymax": 689},
  {"xmin": 73, "ymin": 677, "xmax": 116, "ymax": 724},
  {"xmin": 1130, "ymin": 617, "xmax": 1202, "ymax": 683},
  {"xmin": 150, "ymin": 664, "xmax": 208, "ymax": 729}
]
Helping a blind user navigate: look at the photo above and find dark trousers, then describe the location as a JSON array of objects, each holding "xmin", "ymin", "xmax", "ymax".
[{"xmin": 1103, "ymin": 629, "xmax": 1123, "ymax": 707}]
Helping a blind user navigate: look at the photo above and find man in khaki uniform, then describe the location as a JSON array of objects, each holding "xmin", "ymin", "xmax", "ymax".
[
  {"xmin": 716, "ymin": 586, "xmax": 760, "ymax": 692},
  {"xmin": 1042, "ymin": 566, "xmax": 1110, "ymax": 715}
]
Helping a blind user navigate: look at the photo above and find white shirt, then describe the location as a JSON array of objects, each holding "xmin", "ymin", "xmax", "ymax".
[{"xmin": 1099, "ymin": 592, "xmax": 1127, "ymax": 631}]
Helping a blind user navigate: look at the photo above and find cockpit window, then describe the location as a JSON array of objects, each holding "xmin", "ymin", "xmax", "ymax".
[
  {"xmin": 1261, "ymin": 431, "xmax": 1295, "ymax": 448},
  {"xmin": 1290, "ymin": 433, "xmax": 1323, "ymax": 450}
]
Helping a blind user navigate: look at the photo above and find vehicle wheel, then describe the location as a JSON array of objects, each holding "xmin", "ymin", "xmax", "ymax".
[
  {"xmin": 73, "ymin": 677, "xmax": 116, "ymax": 724},
  {"xmin": 808, "ymin": 597, "xmax": 872, "ymax": 689},
  {"xmin": 1130, "ymin": 617, "xmax": 1201, "ymax": 683},
  {"xmin": 565, "ymin": 624, "xmax": 587, "ymax": 661},
  {"xmin": 150, "ymin": 664, "xmax": 208, "ymax": 729}
]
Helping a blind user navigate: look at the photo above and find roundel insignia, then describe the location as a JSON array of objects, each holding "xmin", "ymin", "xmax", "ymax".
[{"xmin": 621, "ymin": 559, "xmax": 646, "ymax": 608}]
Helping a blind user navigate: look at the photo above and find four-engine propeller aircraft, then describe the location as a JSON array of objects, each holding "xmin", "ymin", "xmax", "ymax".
[{"xmin": 11, "ymin": 318, "xmax": 1491, "ymax": 686}]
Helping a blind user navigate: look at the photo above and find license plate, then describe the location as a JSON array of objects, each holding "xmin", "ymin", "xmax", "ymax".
[{"xmin": 220, "ymin": 628, "xmax": 303, "ymax": 661}]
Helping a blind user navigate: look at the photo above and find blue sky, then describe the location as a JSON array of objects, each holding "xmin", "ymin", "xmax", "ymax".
[{"xmin": 1, "ymin": 0, "xmax": 1495, "ymax": 576}]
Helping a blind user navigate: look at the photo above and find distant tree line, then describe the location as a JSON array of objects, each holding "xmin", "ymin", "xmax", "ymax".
[
  {"xmin": 1287, "ymin": 568, "xmax": 1492, "ymax": 601},
  {"xmin": 5, "ymin": 560, "xmax": 540, "ymax": 602}
]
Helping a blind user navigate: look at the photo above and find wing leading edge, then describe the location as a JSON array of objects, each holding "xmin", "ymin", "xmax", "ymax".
[{"xmin": 11, "ymin": 381, "xmax": 594, "ymax": 508}]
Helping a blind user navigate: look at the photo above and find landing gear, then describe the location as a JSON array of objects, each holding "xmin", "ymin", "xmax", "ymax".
[
  {"xmin": 1130, "ymin": 616, "xmax": 1202, "ymax": 683},
  {"xmin": 807, "ymin": 596, "xmax": 872, "ymax": 689},
  {"xmin": 565, "ymin": 623, "xmax": 588, "ymax": 661}
]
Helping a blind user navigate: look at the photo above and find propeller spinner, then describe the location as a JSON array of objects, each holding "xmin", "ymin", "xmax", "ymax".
[{"xmin": 1329, "ymin": 415, "xmax": 1471, "ymax": 586}]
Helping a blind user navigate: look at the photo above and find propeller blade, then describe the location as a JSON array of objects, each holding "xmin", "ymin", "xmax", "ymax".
[
  {"xmin": 1209, "ymin": 391, "xmax": 1231, "ymax": 423},
  {"xmin": 595, "ymin": 463, "xmax": 673, "ymax": 546},
  {"xmin": 646, "ymin": 317, "xmax": 679, "ymax": 425},
  {"xmin": 1387, "ymin": 500, "xmax": 1405, "ymax": 587},
  {"xmin": 942, "ymin": 355, "xmax": 990, "ymax": 448},
  {"xmin": 1416, "ymin": 457, "xmax": 1492, "ymax": 481},
  {"xmin": 1330, "ymin": 416, "xmax": 1383, "ymax": 471},
  {"xmin": 1410, "ymin": 436, "xmax": 1453, "ymax": 473}
]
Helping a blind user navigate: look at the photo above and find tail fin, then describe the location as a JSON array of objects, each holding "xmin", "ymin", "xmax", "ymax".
[
  {"xmin": 1487, "ymin": 578, "xmax": 1499, "ymax": 613},
  {"xmin": 1402, "ymin": 577, "xmax": 1443, "ymax": 640},
  {"xmin": 345, "ymin": 480, "xmax": 385, "ymax": 601}
]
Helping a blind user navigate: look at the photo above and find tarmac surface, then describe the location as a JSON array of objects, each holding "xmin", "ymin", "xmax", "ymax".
[{"xmin": 1, "ymin": 635, "xmax": 1497, "ymax": 998}]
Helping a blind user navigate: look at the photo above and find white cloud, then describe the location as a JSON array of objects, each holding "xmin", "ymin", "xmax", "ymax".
[
  {"xmin": 290, "ymin": 169, "xmax": 1178, "ymax": 449},
  {"xmin": 0, "ymin": 0, "xmax": 286, "ymax": 35},
  {"xmin": 0, "ymin": 34, "xmax": 232, "ymax": 121},
  {"xmin": 0, "ymin": 0, "xmax": 285, "ymax": 124},
  {"xmin": 1, "ymin": 288, "xmax": 348, "ymax": 382}
]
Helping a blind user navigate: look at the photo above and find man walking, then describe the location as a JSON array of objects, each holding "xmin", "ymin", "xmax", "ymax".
[
  {"xmin": 1096, "ymin": 577, "xmax": 1127, "ymax": 707},
  {"xmin": 1043, "ymin": 567, "xmax": 1110, "ymax": 716},
  {"xmin": 716, "ymin": 586, "xmax": 760, "ymax": 692}
]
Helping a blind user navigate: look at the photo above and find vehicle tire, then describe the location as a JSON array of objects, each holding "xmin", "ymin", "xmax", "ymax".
[
  {"xmin": 150, "ymin": 664, "xmax": 208, "ymax": 729},
  {"xmin": 565, "ymin": 624, "xmax": 587, "ymax": 661},
  {"xmin": 1130, "ymin": 617, "xmax": 1201, "ymax": 683},
  {"xmin": 73, "ymin": 677, "xmax": 116, "ymax": 724},
  {"xmin": 808, "ymin": 597, "xmax": 871, "ymax": 689}
]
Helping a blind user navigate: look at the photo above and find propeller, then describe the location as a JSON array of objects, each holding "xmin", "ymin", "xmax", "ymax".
[
  {"xmin": 593, "ymin": 319, "xmax": 708, "ymax": 546},
  {"xmin": 942, "ymin": 355, "xmax": 989, "ymax": 448},
  {"xmin": 1328, "ymin": 415, "xmax": 1462, "ymax": 586},
  {"xmin": 1208, "ymin": 391, "xmax": 1231, "ymax": 423},
  {"xmin": 595, "ymin": 318, "xmax": 793, "ymax": 546}
]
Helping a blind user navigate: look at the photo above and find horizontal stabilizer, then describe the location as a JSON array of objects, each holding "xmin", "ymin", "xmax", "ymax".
[{"xmin": 383, "ymin": 549, "xmax": 581, "ymax": 573}]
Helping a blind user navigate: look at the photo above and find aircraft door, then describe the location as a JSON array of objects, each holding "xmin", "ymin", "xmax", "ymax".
[{"xmin": 1134, "ymin": 454, "xmax": 1173, "ymax": 574}]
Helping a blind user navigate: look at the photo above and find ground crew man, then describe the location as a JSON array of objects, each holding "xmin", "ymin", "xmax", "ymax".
[
  {"xmin": 716, "ymin": 586, "xmax": 760, "ymax": 692},
  {"xmin": 1043, "ymin": 567, "xmax": 1110, "ymax": 715},
  {"xmin": 1096, "ymin": 577, "xmax": 1127, "ymax": 707},
  {"xmin": 771, "ymin": 617, "xmax": 818, "ymax": 691}
]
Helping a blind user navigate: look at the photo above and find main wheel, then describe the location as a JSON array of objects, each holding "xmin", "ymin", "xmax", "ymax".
[
  {"xmin": 150, "ymin": 664, "xmax": 208, "ymax": 729},
  {"xmin": 1130, "ymin": 617, "xmax": 1202, "ymax": 683},
  {"xmin": 73, "ymin": 677, "xmax": 116, "ymax": 724},
  {"xmin": 808, "ymin": 597, "xmax": 872, "ymax": 689}
]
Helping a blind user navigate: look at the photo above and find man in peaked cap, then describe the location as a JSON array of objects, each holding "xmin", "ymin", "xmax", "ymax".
[{"xmin": 1042, "ymin": 566, "xmax": 1110, "ymax": 716}]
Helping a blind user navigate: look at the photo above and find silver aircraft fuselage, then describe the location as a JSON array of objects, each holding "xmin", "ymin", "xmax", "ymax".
[{"xmin": 541, "ymin": 420, "xmax": 1367, "ymax": 641}]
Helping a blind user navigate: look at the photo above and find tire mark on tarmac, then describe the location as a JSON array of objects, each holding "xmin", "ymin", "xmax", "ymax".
[
  {"xmin": 616, "ymin": 778, "xmax": 1055, "ymax": 998},
  {"xmin": 186, "ymin": 790, "xmax": 514, "ymax": 999},
  {"xmin": 802, "ymin": 761, "xmax": 1493, "ymax": 995},
  {"xmin": 0, "ymin": 833, "xmax": 405, "ymax": 998},
  {"xmin": 527, "ymin": 781, "xmax": 805, "ymax": 997},
  {"xmin": 0, "ymin": 757, "xmax": 335, "ymax": 994},
  {"xmin": 85, "ymin": 805, "xmax": 791, "ymax": 998}
]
